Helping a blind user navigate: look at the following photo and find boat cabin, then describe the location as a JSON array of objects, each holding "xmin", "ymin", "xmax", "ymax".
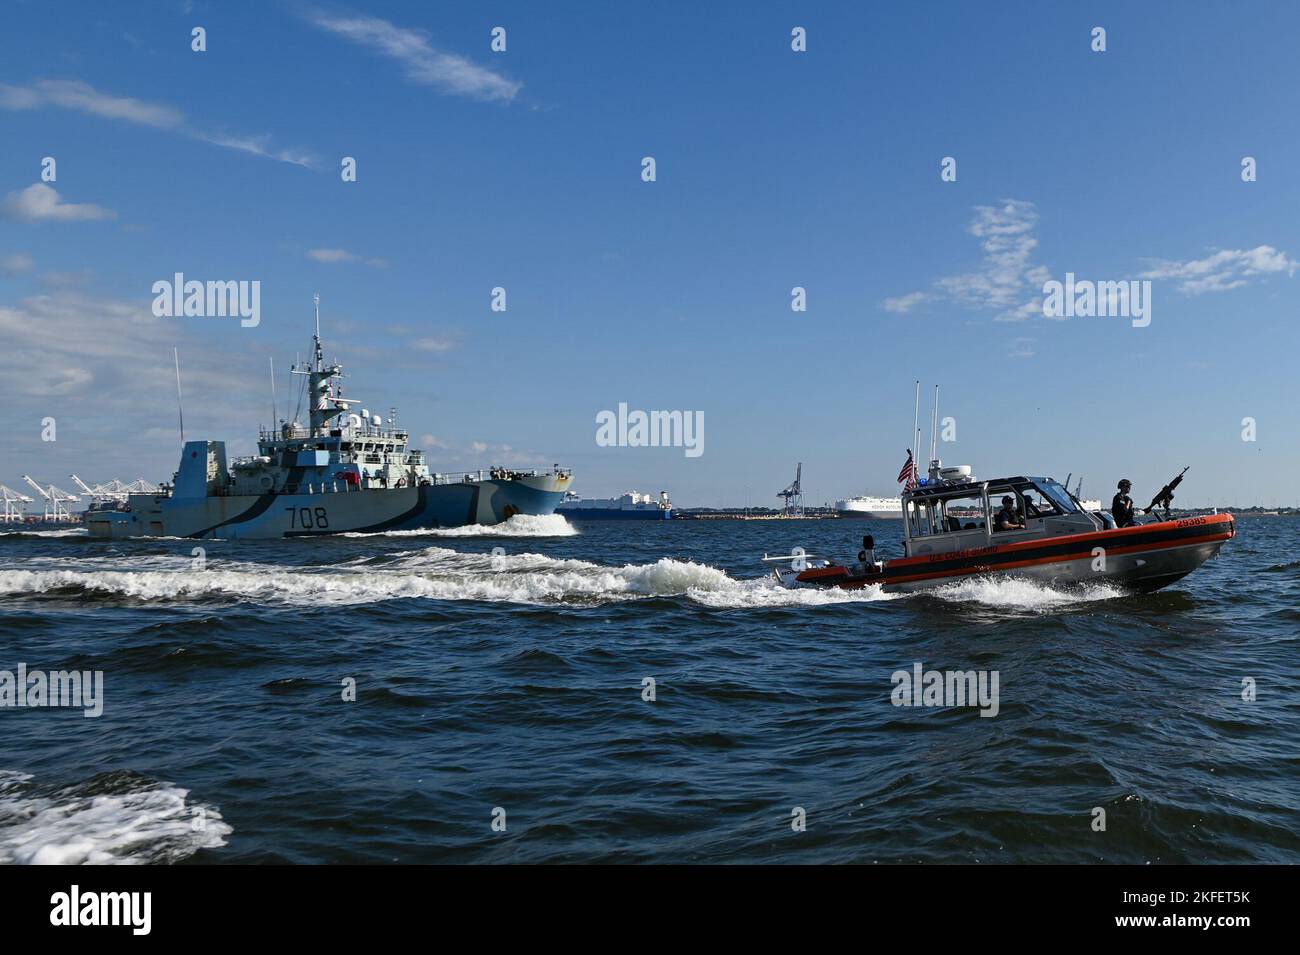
[{"xmin": 902, "ymin": 466, "xmax": 1102, "ymax": 557}]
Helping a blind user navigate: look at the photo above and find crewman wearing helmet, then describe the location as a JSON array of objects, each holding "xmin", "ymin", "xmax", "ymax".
[{"xmin": 1112, "ymin": 479, "xmax": 1136, "ymax": 528}]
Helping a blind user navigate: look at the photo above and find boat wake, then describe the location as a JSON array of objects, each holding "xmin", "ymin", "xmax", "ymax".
[
  {"xmin": 0, "ymin": 528, "xmax": 88, "ymax": 539},
  {"xmin": 342, "ymin": 513, "xmax": 578, "ymax": 538},
  {"xmin": 0, "ymin": 549, "xmax": 894, "ymax": 608},
  {"xmin": 0, "ymin": 769, "xmax": 232, "ymax": 865}
]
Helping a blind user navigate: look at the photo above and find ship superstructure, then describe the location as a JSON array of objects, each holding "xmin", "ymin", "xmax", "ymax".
[{"xmin": 86, "ymin": 296, "xmax": 572, "ymax": 539}]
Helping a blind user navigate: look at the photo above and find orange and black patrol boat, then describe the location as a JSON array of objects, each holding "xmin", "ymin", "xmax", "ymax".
[{"xmin": 766, "ymin": 463, "xmax": 1234, "ymax": 595}]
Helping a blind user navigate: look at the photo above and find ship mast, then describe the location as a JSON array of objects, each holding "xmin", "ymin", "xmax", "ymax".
[
  {"xmin": 313, "ymin": 292, "xmax": 323, "ymax": 372},
  {"xmin": 292, "ymin": 293, "xmax": 356, "ymax": 438}
]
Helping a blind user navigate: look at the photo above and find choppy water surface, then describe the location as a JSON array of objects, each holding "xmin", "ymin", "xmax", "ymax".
[{"xmin": 1, "ymin": 514, "xmax": 1297, "ymax": 863}]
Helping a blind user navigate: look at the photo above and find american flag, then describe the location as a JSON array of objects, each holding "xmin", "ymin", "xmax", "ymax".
[{"xmin": 896, "ymin": 450, "xmax": 919, "ymax": 489}]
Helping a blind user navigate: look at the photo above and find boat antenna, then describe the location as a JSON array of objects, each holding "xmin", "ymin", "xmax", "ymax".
[
  {"xmin": 928, "ymin": 384, "xmax": 939, "ymax": 464},
  {"xmin": 173, "ymin": 347, "xmax": 186, "ymax": 444}
]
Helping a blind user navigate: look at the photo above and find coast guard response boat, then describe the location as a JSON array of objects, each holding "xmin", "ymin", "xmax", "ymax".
[
  {"xmin": 87, "ymin": 297, "xmax": 572, "ymax": 539},
  {"xmin": 767, "ymin": 459, "xmax": 1233, "ymax": 594}
]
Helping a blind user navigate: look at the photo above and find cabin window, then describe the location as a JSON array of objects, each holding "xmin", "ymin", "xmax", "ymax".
[
  {"xmin": 1036, "ymin": 483, "xmax": 1079, "ymax": 515},
  {"xmin": 986, "ymin": 487, "xmax": 1025, "ymax": 531},
  {"xmin": 907, "ymin": 499, "xmax": 943, "ymax": 537},
  {"xmin": 935, "ymin": 492, "xmax": 988, "ymax": 533},
  {"xmin": 1018, "ymin": 485, "xmax": 1064, "ymax": 519}
]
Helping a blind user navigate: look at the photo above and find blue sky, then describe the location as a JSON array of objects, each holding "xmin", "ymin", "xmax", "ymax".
[{"xmin": 2, "ymin": 0, "xmax": 1298, "ymax": 508}]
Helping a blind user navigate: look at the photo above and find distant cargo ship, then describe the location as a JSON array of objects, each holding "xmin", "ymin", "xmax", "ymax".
[
  {"xmin": 834, "ymin": 494, "xmax": 903, "ymax": 519},
  {"xmin": 557, "ymin": 490, "xmax": 673, "ymax": 520}
]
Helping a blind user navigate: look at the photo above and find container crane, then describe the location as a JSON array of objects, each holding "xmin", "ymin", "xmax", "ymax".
[
  {"xmin": 21, "ymin": 475, "xmax": 80, "ymax": 521},
  {"xmin": 777, "ymin": 462, "xmax": 804, "ymax": 518},
  {"xmin": 0, "ymin": 484, "xmax": 34, "ymax": 522}
]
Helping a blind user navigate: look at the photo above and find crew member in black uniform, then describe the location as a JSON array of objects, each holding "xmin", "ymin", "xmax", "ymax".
[
  {"xmin": 1112, "ymin": 479, "xmax": 1136, "ymax": 528},
  {"xmin": 994, "ymin": 496, "xmax": 1025, "ymax": 531},
  {"xmin": 857, "ymin": 535, "xmax": 878, "ymax": 577}
]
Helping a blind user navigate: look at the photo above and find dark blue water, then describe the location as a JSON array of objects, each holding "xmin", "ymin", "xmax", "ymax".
[{"xmin": 1, "ymin": 514, "xmax": 1297, "ymax": 863}]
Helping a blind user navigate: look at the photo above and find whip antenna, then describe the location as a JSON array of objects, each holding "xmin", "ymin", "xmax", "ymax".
[{"xmin": 173, "ymin": 347, "xmax": 186, "ymax": 444}]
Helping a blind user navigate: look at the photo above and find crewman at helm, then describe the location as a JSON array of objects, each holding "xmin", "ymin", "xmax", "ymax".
[
  {"xmin": 1112, "ymin": 479, "xmax": 1136, "ymax": 528},
  {"xmin": 994, "ymin": 496, "xmax": 1025, "ymax": 531},
  {"xmin": 857, "ymin": 535, "xmax": 880, "ymax": 576}
]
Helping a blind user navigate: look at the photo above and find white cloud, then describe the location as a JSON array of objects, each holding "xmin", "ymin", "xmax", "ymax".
[
  {"xmin": 1007, "ymin": 337, "xmax": 1035, "ymax": 359},
  {"xmin": 40, "ymin": 269, "xmax": 94, "ymax": 287},
  {"xmin": 0, "ymin": 79, "xmax": 181, "ymax": 127},
  {"xmin": 195, "ymin": 132, "xmax": 316, "ymax": 169},
  {"xmin": 0, "ymin": 290, "xmax": 212, "ymax": 398},
  {"xmin": 307, "ymin": 12, "xmax": 521, "ymax": 103},
  {"xmin": 881, "ymin": 291, "xmax": 931, "ymax": 314},
  {"xmin": 882, "ymin": 199, "xmax": 1048, "ymax": 322},
  {"xmin": 2, "ymin": 184, "xmax": 116, "ymax": 222},
  {"xmin": 1, "ymin": 253, "xmax": 34, "ymax": 274},
  {"xmin": 410, "ymin": 337, "xmax": 454, "ymax": 352},
  {"xmin": 1139, "ymin": 246, "xmax": 1297, "ymax": 295},
  {"xmin": 882, "ymin": 202, "xmax": 1293, "ymax": 323},
  {"xmin": 305, "ymin": 248, "xmax": 389, "ymax": 267},
  {"xmin": 0, "ymin": 79, "xmax": 316, "ymax": 168},
  {"xmin": 0, "ymin": 288, "xmax": 271, "ymax": 486},
  {"xmin": 307, "ymin": 248, "xmax": 356, "ymax": 263}
]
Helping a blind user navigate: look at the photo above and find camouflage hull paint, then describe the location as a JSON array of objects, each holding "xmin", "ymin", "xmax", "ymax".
[{"xmin": 86, "ymin": 473, "xmax": 570, "ymax": 540}]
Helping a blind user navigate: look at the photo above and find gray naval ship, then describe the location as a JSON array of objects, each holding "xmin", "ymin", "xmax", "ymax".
[{"xmin": 87, "ymin": 297, "xmax": 572, "ymax": 539}]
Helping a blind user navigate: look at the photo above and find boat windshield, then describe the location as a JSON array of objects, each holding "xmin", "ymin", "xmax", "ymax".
[{"xmin": 1037, "ymin": 482, "xmax": 1079, "ymax": 514}]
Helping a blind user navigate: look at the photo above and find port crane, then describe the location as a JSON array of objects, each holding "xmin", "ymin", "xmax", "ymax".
[
  {"xmin": 0, "ymin": 484, "xmax": 34, "ymax": 522},
  {"xmin": 21, "ymin": 475, "xmax": 80, "ymax": 521},
  {"xmin": 69, "ymin": 475, "xmax": 161, "ymax": 504},
  {"xmin": 777, "ymin": 462, "xmax": 804, "ymax": 517}
]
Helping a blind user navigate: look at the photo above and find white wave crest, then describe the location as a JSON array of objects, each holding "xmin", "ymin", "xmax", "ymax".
[
  {"xmin": 928, "ymin": 575, "xmax": 1127, "ymax": 610},
  {"xmin": 0, "ymin": 527, "xmax": 87, "ymax": 538},
  {"xmin": 343, "ymin": 513, "xmax": 577, "ymax": 538},
  {"xmin": 689, "ymin": 579, "xmax": 898, "ymax": 607},
  {"xmin": 0, "ymin": 771, "xmax": 232, "ymax": 865}
]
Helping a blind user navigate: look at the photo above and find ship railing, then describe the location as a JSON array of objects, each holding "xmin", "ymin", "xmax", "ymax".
[
  {"xmin": 427, "ymin": 466, "xmax": 573, "ymax": 485},
  {"xmin": 257, "ymin": 426, "xmax": 414, "ymax": 442}
]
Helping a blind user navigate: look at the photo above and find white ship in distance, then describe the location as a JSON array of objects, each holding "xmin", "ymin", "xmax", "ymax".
[{"xmin": 834, "ymin": 494, "xmax": 904, "ymax": 519}]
